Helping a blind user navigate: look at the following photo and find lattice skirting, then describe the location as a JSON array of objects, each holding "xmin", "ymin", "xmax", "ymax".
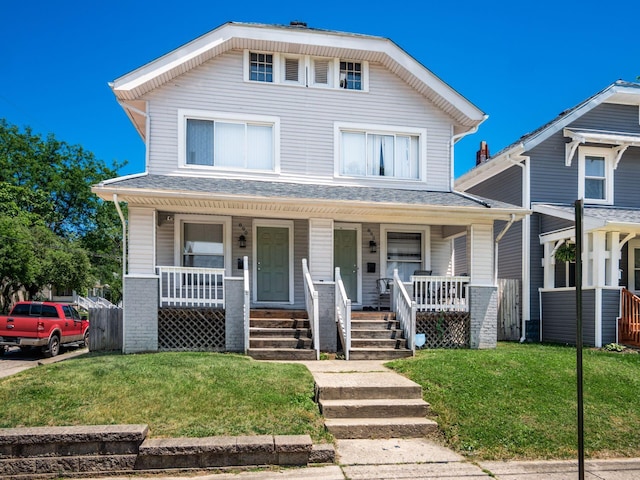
[
  {"xmin": 416, "ymin": 312, "xmax": 470, "ymax": 349},
  {"xmin": 158, "ymin": 308, "xmax": 226, "ymax": 351}
]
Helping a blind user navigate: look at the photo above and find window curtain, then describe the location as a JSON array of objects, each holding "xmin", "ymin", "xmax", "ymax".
[
  {"xmin": 367, "ymin": 134, "xmax": 394, "ymax": 176},
  {"xmin": 214, "ymin": 122, "xmax": 244, "ymax": 167},
  {"xmin": 186, "ymin": 119, "xmax": 214, "ymax": 165},
  {"xmin": 395, "ymin": 136, "xmax": 419, "ymax": 179},
  {"xmin": 247, "ymin": 125, "xmax": 273, "ymax": 170}
]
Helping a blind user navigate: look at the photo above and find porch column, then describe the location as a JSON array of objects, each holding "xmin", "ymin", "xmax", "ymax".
[
  {"xmin": 542, "ymin": 241, "xmax": 555, "ymax": 289},
  {"xmin": 607, "ymin": 232, "xmax": 620, "ymax": 287},
  {"xmin": 128, "ymin": 207, "xmax": 157, "ymax": 274},
  {"xmin": 592, "ymin": 231, "xmax": 606, "ymax": 287},
  {"xmin": 469, "ymin": 223, "xmax": 497, "ymax": 349},
  {"xmin": 308, "ymin": 219, "xmax": 334, "ymax": 281}
]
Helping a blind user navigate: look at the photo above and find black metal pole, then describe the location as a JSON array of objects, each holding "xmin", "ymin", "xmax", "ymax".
[{"xmin": 575, "ymin": 199, "xmax": 585, "ymax": 480}]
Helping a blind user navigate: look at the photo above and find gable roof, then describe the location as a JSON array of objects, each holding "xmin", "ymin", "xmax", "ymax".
[
  {"xmin": 456, "ymin": 80, "xmax": 640, "ymax": 191},
  {"xmin": 111, "ymin": 22, "xmax": 486, "ymax": 139}
]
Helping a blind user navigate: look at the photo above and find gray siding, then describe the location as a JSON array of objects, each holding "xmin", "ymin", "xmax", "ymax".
[
  {"xmin": 467, "ymin": 164, "xmax": 523, "ymax": 206},
  {"xmin": 602, "ymin": 289, "xmax": 621, "ymax": 345},
  {"xmin": 145, "ymin": 50, "xmax": 455, "ymax": 191},
  {"xmin": 529, "ymin": 215, "xmax": 543, "ymax": 326},
  {"xmin": 541, "ymin": 215, "xmax": 573, "ymax": 233},
  {"xmin": 541, "ymin": 289, "xmax": 596, "ymax": 346}
]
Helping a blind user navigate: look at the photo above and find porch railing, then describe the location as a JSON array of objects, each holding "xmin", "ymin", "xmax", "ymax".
[
  {"xmin": 619, "ymin": 288, "xmax": 640, "ymax": 345},
  {"xmin": 410, "ymin": 275, "xmax": 470, "ymax": 312},
  {"xmin": 302, "ymin": 259, "xmax": 320, "ymax": 360},
  {"xmin": 335, "ymin": 267, "xmax": 352, "ymax": 361},
  {"xmin": 157, "ymin": 266, "xmax": 225, "ymax": 307},
  {"xmin": 393, "ymin": 269, "xmax": 417, "ymax": 354},
  {"xmin": 242, "ymin": 256, "xmax": 250, "ymax": 354}
]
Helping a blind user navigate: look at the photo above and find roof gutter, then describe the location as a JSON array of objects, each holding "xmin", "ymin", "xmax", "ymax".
[{"xmin": 450, "ymin": 115, "xmax": 489, "ymax": 191}]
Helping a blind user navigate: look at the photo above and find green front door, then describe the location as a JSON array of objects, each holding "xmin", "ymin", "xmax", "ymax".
[
  {"xmin": 257, "ymin": 226, "xmax": 290, "ymax": 302},
  {"xmin": 334, "ymin": 229, "xmax": 358, "ymax": 302}
]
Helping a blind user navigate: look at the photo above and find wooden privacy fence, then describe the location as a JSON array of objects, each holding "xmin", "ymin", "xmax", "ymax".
[
  {"xmin": 88, "ymin": 308, "xmax": 123, "ymax": 352},
  {"xmin": 497, "ymin": 279, "xmax": 520, "ymax": 341}
]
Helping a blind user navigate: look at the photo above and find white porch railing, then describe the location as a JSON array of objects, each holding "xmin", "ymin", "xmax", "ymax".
[
  {"xmin": 393, "ymin": 269, "xmax": 417, "ymax": 354},
  {"xmin": 76, "ymin": 296, "xmax": 118, "ymax": 310},
  {"xmin": 242, "ymin": 256, "xmax": 250, "ymax": 354},
  {"xmin": 335, "ymin": 267, "xmax": 352, "ymax": 361},
  {"xmin": 302, "ymin": 259, "xmax": 320, "ymax": 360},
  {"xmin": 157, "ymin": 266, "xmax": 225, "ymax": 307},
  {"xmin": 410, "ymin": 275, "xmax": 470, "ymax": 312}
]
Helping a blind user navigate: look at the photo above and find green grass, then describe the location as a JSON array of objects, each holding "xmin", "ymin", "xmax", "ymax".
[
  {"xmin": 0, "ymin": 352, "xmax": 330, "ymax": 442},
  {"xmin": 388, "ymin": 343, "xmax": 640, "ymax": 460}
]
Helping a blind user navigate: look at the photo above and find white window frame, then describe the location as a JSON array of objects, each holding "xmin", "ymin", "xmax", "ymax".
[
  {"xmin": 173, "ymin": 215, "xmax": 233, "ymax": 276},
  {"xmin": 380, "ymin": 224, "xmax": 431, "ymax": 281},
  {"xmin": 334, "ymin": 122, "xmax": 426, "ymax": 181},
  {"xmin": 243, "ymin": 51, "xmax": 367, "ymax": 91},
  {"xmin": 178, "ymin": 109, "xmax": 280, "ymax": 173},
  {"xmin": 578, "ymin": 146, "xmax": 614, "ymax": 205}
]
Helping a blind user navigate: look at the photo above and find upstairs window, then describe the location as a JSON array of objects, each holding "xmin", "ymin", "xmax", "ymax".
[
  {"xmin": 337, "ymin": 123, "xmax": 424, "ymax": 180},
  {"xmin": 578, "ymin": 146, "xmax": 613, "ymax": 204},
  {"xmin": 180, "ymin": 110, "xmax": 280, "ymax": 172},
  {"xmin": 339, "ymin": 61, "xmax": 362, "ymax": 90},
  {"xmin": 249, "ymin": 52, "xmax": 273, "ymax": 82}
]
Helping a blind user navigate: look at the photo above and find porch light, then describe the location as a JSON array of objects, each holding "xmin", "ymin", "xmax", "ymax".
[
  {"xmin": 369, "ymin": 240, "xmax": 377, "ymax": 253},
  {"xmin": 239, "ymin": 235, "xmax": 247, "ymax": 248}
]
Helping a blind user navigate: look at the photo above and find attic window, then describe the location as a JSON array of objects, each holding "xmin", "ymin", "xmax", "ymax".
[
  {"xmin": 314, "ymin": 59, "xmax": 329, "ymax": 85},
  {"xmin": 339, "ymin": 61, "xmax": 362, "ymax": 90},
  {"xmin": 249, "ymin": 52, "xmax": 273, "ymax": 82},
  {"xmin": 284, "ymin": 57, "xmax": 299, "ymax": 82}
]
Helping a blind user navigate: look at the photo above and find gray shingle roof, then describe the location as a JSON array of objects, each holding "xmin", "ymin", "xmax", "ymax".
[
  {"xmin": 97, "ymin": 174, "xmax": 522, "ymax": 210},
  {"xmin": 538, "ymin": 203, "xmax": 640, "ymax": 225}
]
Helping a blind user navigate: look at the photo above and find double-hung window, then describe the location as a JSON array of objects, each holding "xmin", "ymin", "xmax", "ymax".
[
  {"xmin": 337, "ymin": 123, "xmax": 424, "ymax": 180},
  {"xmin": 180, "ymin": 110, "xmax": 279, "ymax": 172},
  {"xmin": 578, "ymin": 146, "xmax": 613, "ymax": 204}
]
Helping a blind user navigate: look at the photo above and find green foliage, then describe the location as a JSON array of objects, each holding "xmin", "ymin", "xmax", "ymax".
[
  {"xmin": 388, "ymin": 343, "xmax": 640, "ymax": 460},
  {"xmin": 603, "ymin": 343, "xmax": 627, "ymax": 352},
  {"xmin": 554, "ymin": 242, "xmax": 576, "ymax": 263},
  {"xmin": 0, "ymin": 353, "xmax": 330, "ymax": 442},
  {"xmin": 0, "ymin": 119, "xmax": 125, "ymax": 307}
]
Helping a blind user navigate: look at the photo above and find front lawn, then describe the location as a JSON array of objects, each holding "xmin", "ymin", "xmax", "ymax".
[
  {"xmin": 388, "ymin": 343, "xmax": 640, "ymax": 460},
  {"xmin": 0, "ymin": 352, "xmax": 330, "ymax": 442}
]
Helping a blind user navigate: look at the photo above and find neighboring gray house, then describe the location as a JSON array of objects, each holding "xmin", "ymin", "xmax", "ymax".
[
  {"xmin": 93, "ymin": 22, "xmax": 525, "ymax": 357},
  {"xmin": 456, "ymin": 81, "xmax": 640, "ymax": 347}
]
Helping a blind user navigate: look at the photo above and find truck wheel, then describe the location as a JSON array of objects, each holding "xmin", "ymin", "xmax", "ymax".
[
  {"xmin": 83, "ymin": 330, "xmax": 89, "ymax": 349},
  {"xmin": 46, "ymin": 335, "xmax": 60, "ymax": 358}
]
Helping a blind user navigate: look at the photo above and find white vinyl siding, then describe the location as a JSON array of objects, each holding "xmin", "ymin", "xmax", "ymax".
[
  {"xmin": 147, "ymin": 50, "xmax": 453, "ymax": 190},
  {"xmin": 470, "ymin": 223, "xmax": 493, "ymax": 284},
  {"xmin": 128, "ymin": 207, "xmax": 156, "ymax": 275},
  {"xmin": 308, "ymin": 219, "xmax": 334, "ymax": 281}
]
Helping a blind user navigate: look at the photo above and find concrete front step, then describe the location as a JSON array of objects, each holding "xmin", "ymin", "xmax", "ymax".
[
  {"xmin": 247, "ymin": 348, "xmax": 317, "ymax": 361},
  {"xmin": 324, "ymin": 417, "xmax": 438, "ymax": 439},
  {"xmin": 250, "ymin": 327, "xmax": 311, "ymax": 338},
  {"xmin": 314, "ymin": 372, "xmax": 422, "ymax": 400},
  {"xmin": 319, "ymin": 398, "xmax": 430, "ymax": 418},
  {"xmin": 349, "ymin": 349, "xmax": 413, "ymax": 360},
  {"xmin": 250, "ymin": 338, "xmax": 313, "ymax": 349}
]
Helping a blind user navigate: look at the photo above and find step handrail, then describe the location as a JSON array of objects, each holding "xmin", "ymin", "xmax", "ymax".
[
  {"xmin": 302, "ymin": 259, "xmax": 320, "ymax": 360},
  {"xmin": 335, "ymin": 267, "xmax": 351, "ymax": 361},
  {"xmin": 393, "ymin": 269, "xmax": 417, "ymax": 354},
  {"xmin": 619, "ymin": 288, "xmax": 640, "ymax": 344}
]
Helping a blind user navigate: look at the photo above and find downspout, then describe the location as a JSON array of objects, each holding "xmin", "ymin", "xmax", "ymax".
[
  {"xmin": 450, "ymin": 115, "xmax": 489, "ymax": 191},
  {"xmin": 507, "ymin": 154, "xmax": 531, "ymax": 342},
  {"xmin": 113, "ymin": 194, "xmax": 127, "ymax": 276},
  {"xmin": 494, "ymin": 214, "xmax": 516, "ymax": 285}
]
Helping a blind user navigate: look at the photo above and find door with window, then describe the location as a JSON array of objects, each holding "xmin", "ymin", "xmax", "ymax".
[
  {"xmin": 256, "ymin": 226, "xmax": 290, "ymax": 302},
  {"xmin": 334, "ymin": 228, "xmax": 359, "ymax": 302}
]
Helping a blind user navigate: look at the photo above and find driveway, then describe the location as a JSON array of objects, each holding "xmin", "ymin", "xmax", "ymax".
[{"xmin": 0, "ymin": 346, "xmax": 88, "ymax": 378}]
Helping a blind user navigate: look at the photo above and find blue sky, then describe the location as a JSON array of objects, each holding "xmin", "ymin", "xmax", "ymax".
[{"xmin": 2, "ymin": 0, "xmax": 638, "ymax": 178}]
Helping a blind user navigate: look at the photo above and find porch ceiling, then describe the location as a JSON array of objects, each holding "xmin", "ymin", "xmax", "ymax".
[{"xmin": 93, "ymin": 174, "xmax": 527, "ymax": 224}]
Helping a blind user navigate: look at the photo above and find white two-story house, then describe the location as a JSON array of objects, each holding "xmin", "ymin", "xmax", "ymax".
[{"xmin": 93, "ymin": 21, "xmax": 525, "ymax": 358}]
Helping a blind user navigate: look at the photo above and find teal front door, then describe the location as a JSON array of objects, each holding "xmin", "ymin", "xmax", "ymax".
[
  {"xmin": 256, "ymin": 226, "xmax": 290, "ymax": 302},
  {"xmin": 334, "ymin": 229, "xmax": 358, "ymax": 302}
]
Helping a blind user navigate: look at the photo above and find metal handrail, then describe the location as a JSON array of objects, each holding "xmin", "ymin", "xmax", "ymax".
[
  {"xmin": 335, "ymin": 267, "xmax": 351, "ymax": 361},
  {"xmin": 394, "ymin": 269, "xmax": 417, "ymax": 354},
  {"xmin": 302, "ymin": 259, "xmax": 320, "ymax": 360}
]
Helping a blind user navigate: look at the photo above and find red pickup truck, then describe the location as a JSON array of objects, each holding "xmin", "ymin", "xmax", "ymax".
[{"xmin": 0, "ymin": 302, "xmax": 89, "ymax": 357}]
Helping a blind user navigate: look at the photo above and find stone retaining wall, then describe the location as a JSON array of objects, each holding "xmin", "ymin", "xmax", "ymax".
[{"xmin": 0, "ymin": 425, "xmax": 334, "ymax": 479}]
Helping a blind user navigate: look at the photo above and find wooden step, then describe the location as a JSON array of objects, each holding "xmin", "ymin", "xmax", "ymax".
[
  {"xmin": 350, "ymin": 338, "xmax": 406, "ymax": 349},
  {"xmin": 248, "ymin": 348, "xmax": 317, "ymax": 361},
  {"xmin": 250, "ymin": 309, "xmax": 308, "ymax": 319},
  {"xmin": 350, "ymin": 312, "xmax": 396, "ymax": 320},
  {"xmin": 350, "ymin": 329, "xmax": 404, "ymax": 340},
  {"xmin": 250, "ymin": 318, "xmax": 310, "ymax": 329},
  {"xmin": 319, "ymin": 398, "xmax": 430, "ymax": 419},
  {"xmin": 324, "ymin": 417, "xmax": 438, "ymax": 439},
  {"xmin": 250, "ymin": 338, "xmax": 313, "ymax": 349},
  {"xmin": 348, "ymin": 349, "xmax": 413, "ymax": 360},
  {"xmin": 350, "ymin": 320, "xmax": 400, "ymax": 330},
  {"xmin": 249, "ymin": 327, "xmax": 311, "ymax": 338}
]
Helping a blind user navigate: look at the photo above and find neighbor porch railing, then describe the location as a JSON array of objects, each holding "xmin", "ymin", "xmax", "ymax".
[
  {"xmin": 410, "ymin": 275, "xmax": 470, "ymax": 312},
  {"xmin": 393, "ymin": 269, "xmax": 417, "ymax": 354},
  {"xmin": 619, "ymin": 288, "xmax": 640, "ymax": 346},
  {"xmin": 335, "ymin": 267, "xmax": 352, "ymax": 361},
  {"xmin": 157, "ymin": 266, "xmax": 225, "ymax": 307},
  {"xmin": 242, "ymin": 256, "xmax": 250, "ymax": 354},
  {"xmin": 302, "ymin": 259, "xmax": 320, "ymax": 360}
]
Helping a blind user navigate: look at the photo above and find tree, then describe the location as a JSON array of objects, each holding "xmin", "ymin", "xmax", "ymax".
[{"xmin": 0, "ymin": 119, "xmax": 125, "ymax": 308}]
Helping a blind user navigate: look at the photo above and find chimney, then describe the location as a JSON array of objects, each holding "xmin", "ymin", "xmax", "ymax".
[
  {"xmin": 476, "ymin": 140, "xmax": 490, "ymax": 166},
  {"xmin": 289, "ymin": 21, "xmax": 308, "ymax": 28}
]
